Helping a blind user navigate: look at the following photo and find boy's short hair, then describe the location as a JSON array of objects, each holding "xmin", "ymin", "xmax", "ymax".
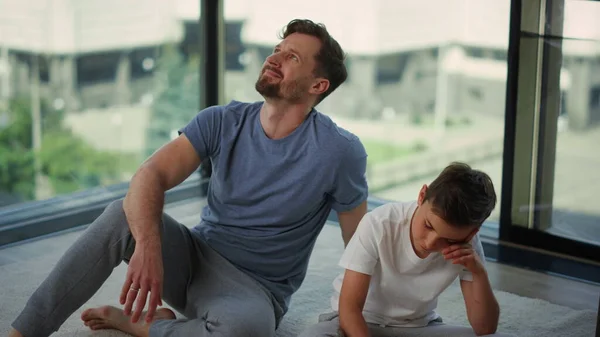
[{"xmin": 423, "ymin": 162, "xmax": 497, "ymax": 228}]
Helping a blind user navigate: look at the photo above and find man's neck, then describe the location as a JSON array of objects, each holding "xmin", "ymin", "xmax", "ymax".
[{"xmin": 260, "ymin": 99, "xmax": 313, "ymax": 139}]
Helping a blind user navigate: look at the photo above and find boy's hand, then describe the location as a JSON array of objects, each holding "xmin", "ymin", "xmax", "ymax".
[{"xmin": 442, "ymin": 244, "xmax": 486, "ymax": 276}]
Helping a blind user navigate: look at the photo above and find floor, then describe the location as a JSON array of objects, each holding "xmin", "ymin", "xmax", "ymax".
[
  {"xmin": 484, "ymin": 259, "xmax": 599, "ymax": 311},
  {"xmin": 1, "ymin": 197, "xmax": 599, "ymax": 314}
]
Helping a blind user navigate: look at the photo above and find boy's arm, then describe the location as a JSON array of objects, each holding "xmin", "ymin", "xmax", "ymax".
[
  {"xmin": 460, "ymin": 272, "xmax": 500, "ymax": 335},
  {"xmin": 444, "ymin": 240, "xmax": 499, "ymax": 335},
  {"xmin": 339, "ymin": 269, "xmax": 371, "ymax": 337},
  {"xmin": 336, "ymin": 206, "xmax": 386, "ymax": 337}
]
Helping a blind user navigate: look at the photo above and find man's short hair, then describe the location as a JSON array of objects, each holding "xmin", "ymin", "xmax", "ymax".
[
  {"xmin": 279, "ymin": 19, "xmax": 348, "ymax": 105},
  {"xmin": 424, "ymin": 162, "xmax": 497, "ymax": 228}
]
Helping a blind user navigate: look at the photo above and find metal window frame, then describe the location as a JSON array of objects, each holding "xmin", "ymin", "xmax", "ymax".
[{"xmin": 499, "ymin": 0, "xmax": 600, "ymax": 266}]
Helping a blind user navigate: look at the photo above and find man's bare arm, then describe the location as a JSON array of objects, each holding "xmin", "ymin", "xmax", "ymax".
[
  {"xmin": 120, "ymin": 134, "xmax": 201, "ymax": 323},
  {"xmin": 123, "ymin": 134, "xmax": 202, "ymax": 245},
  {"xmin": 337, "ymin": 201, "xmax": 368, "ymax": 246}
]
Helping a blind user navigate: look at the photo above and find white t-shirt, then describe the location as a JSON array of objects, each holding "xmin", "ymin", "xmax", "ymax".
[{"xmin": 330, "ymin": 201, "xmax": 486, "ymax": 327}]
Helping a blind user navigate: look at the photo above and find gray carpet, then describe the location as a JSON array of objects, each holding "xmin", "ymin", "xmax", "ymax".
[{"xmin": 0, "ymin": 224, "xmax": 596, "ymax": 337}]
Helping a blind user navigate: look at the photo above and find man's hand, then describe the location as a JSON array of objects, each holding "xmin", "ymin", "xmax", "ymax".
[
  {"xmin": 442, "ymin": 244, "xmax": 485, "ymax": 276},
  {"xmin": 120, "ymin": 242, "xmax": 164, "ymax": 323}
]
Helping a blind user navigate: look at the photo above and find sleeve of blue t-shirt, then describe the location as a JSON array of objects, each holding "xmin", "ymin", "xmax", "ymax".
[
  {"xmin": 178, "ymin": 105, "xmax": 223, "ymax": 160},
  {"xmin": 330, "ymin": 137, "xmax": 369, "ymax": 212}
]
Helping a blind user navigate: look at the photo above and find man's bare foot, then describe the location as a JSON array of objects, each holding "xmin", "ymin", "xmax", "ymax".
[
  {"xmin": 81, "ymin": 306, "xmax": 175, "ymax": 337},
  {"xmin": 7, "ymin": 328, "xmax": 24, "ymax": 337}
]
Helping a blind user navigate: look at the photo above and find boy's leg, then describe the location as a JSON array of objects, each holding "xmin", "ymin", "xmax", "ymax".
[
  {"xmin": 369, "ymin": 322, "xmax": 516, "ymax": 337},
  {"xmin": 11, "ymin": 199, "xmax": 196, "ymax": 337},
  {"xmin": 298, "ymin": 313, "xmax": 343, "ymax": 337},
  {"xmin": 297, "ymin": 314, "xmax": 516, "ymax": 337}
]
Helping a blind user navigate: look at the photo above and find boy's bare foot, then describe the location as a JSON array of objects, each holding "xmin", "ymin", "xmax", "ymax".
[{"xmin": 81, "ymin": 305, "xmax": 176, "ymax": 337}]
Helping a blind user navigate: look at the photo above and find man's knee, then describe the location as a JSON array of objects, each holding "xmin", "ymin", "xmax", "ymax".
[
  {"xmin": 87, "ymin": 198, "xmax": 129, "ymax": 235},
  {"xmin": 104, "ymin": 198, "xmax": 126, "ymax": 218}
]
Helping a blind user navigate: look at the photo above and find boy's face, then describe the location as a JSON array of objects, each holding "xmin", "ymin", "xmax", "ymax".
[{"xmin": 410, "ymin": 185, "xmax": 479, "ymax": 259}]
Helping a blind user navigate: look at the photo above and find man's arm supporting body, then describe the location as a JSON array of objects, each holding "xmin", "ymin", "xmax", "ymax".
[
  {"xmin": 338, "ymin": 201, "xmax": 368, "ymax": 246},
  {"xmin": 330, "ymin": 137, "xmax": 369, "ymax": 246},
  {"xmin": 328, "ymin": 135, "xmax": 370, "ymax": 335}
]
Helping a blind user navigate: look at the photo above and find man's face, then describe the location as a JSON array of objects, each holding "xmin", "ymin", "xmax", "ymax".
[
  {"xmin": 255, "ymin": 32, "xmax": 328, "ymax": 104},
  {"xmin": 410, "ymin": 185, "xmax": 478, "ymax": 258}
]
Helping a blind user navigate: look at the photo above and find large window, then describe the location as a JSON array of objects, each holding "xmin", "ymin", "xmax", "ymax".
[
  {"xmin": 222, "ymin": 0, "xmax": 510, "ymax": 237},
  {"xmin": 507, "ymin": 0, "xmax": 600, "ymax": 255},
  {"xmin": 550, "ymin": 0, "xmax": 600, "ymax": 246},
  {"xmin": 0, "ymin": 1, "xmax": 201, "ymax": 207},
  {"xmin": 0, "ymin": 1, "xmax": 204, "ymax": 244},
  {"xmin": 0, "ymin": 0, "xmax": 597, "ymax": 278}
]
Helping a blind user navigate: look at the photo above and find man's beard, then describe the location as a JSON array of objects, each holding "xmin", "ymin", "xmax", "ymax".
[
  {"xmin": 255, "ymin": 75, "xmax": 281, "ymax": 99},
  {"xmin": 255, "ymin": 69, "xmax": 308, "ymax": 103}
]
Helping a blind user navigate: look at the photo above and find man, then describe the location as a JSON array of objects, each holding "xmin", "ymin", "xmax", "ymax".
[{"xmin": 8, "ymin": 19, "xmax": 368, "ymax": 337}]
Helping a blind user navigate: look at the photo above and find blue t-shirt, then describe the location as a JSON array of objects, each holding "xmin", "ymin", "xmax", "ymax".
[{"xmin": 179, "ymin": 100, "xmax": 368, "ymax": 313}]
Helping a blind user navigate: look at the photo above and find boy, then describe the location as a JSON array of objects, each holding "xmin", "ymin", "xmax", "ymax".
[{"xmin": 300, "ymin": 162, "xmax": 515, "ymax": 337}]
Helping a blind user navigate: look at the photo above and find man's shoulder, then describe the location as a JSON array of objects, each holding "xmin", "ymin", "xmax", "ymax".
[
  {"xmin": 312, "ymin": 111, "xmax": 359, "ymax": 142},
  {"xmin": 312, "ymin": 111, "xmax": 365, "ymax": 159},
  {"xmin": 196, "ymin": 100, "xmax": 260, "ymax": 127}
]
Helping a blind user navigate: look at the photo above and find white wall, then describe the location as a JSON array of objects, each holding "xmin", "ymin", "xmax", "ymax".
[{"xmin": 0, "ymin": 0, "xmax": 183, "ymax": 54}]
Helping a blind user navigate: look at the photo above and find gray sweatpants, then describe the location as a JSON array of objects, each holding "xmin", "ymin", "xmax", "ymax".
[
  {"xmin": 12, "ymin": 199, "xmax": 282, "ymax": 337},
  {"xmin": 299, "ymin": 312, "xmax": 517, "ymax": 337}
]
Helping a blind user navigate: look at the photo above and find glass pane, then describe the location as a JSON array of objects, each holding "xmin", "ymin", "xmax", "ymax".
[
  {"xmin": 223, "ymin": 0, "xmax": 509, "ymax": 237},
  {"xmin": 549, "ymin": 0, "xmax": 600, "ymax": 246},
  {"xmin": 0, "ymin": 2, "xmax": 201, "ymax": 209}
]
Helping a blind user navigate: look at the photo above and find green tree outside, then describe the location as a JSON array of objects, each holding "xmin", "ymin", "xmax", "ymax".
[
  {"xmin": 0, "ymin": 98, "xmax": 35, "ymax": 201},
  {"xmin": 145, "ymin": 45, "xmax": 200, "ymax": 157},
  {"xmin": 0, "ymin": 96, "xmax": 127, "ymax": 204}
]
